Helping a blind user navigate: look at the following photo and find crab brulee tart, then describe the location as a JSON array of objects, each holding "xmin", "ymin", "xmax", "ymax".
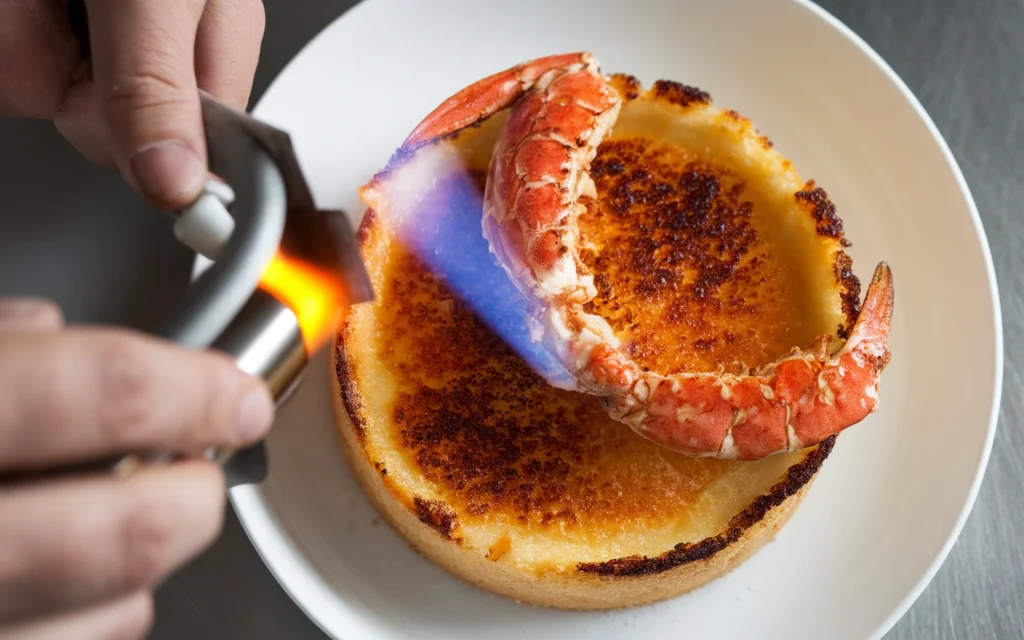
[{"xmin": 331, "ymin": 53, "xmax": 892, "ymax": 609}]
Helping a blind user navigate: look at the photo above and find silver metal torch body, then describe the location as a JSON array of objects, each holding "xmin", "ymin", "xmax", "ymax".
[
  {"xmin": 206, "ymin": 290, "xmax": 307, "ymax": 487},
  {"xmin": 212, "ymin": 289, "xmax": 306, "ymax": 402}
]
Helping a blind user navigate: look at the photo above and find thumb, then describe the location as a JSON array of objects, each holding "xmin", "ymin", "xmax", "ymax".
[{"xmin": 83, "ymin": 0, "xmax": 209, "ymax": 210}]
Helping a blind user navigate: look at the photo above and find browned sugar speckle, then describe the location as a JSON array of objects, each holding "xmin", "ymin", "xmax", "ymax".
[
  {"xmin": 795, "ymin": 181, "xmax": 849, "ymax": 245},
  {"xmin": 579, "ymin": 137, "xmax": 813, "ymax": 374},
  {"xmin": 652, "ymin": 80, "xmax": 711, "ymax": 108},
  {"xmin": 414, "ymin": 497, "xmax": 460, "ymax": 540},
  {"xmin": 834, "ymin": 252, "xmax": 862, "ymax": 338},
  {"xmin": 608, "ymin": 73, "xmax": 642, "ymax": 100}
]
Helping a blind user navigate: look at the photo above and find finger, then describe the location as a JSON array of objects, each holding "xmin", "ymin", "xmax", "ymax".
[
  {"xmin": 0, "ymin": 1, "xmax": 80, "ymax": 118},
  {"xmin": 0, "ymin": 460, "xmax": 220, "ymax": 623},
  {"xmin": 0, "ymin": 328, "xmax": 274, "ymax": 472},
  {"xmin": 83, "ymin": 0, "xmax": 210, "ymax": 210},
  {"xmin": 195, "ymin": 0, "xmax": 266, "ymax": 110},
  {"xmin": 52, "ymin": 62, "xmax": 117, "ymax": 168},
  {"xmin": 0, "ymin": 299, "xmax": 65, "ymax": 333},
  {"xmin": 0, "ymin": 591, "xmax": 152, "ymax": 640}
]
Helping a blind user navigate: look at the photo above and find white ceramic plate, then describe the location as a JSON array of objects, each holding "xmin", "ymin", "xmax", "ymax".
[{"xmin": 224, "ymin": 0, "xmax": 1004, "ymax": 638}]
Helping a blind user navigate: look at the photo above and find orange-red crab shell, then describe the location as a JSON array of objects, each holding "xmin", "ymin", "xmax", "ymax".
[{"xmin": 360, "ymin": 52, "xmax": 894, "ymax": 461}]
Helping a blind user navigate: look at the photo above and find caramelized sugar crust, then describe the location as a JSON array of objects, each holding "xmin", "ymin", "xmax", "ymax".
[
  {"xmin": 335, "ymin": 81, "xmax": 851, "ymax": 576},
  {"xmin": 580, "ymin": 137, "xmax": 814, "ymax": 374},
  {"xmin": 376, "ymin": 173, "xmax": 737, "ymax": 533},
  {"xmin": 338, "ymin": 168, "xmax": 832, "ymax": 562}
]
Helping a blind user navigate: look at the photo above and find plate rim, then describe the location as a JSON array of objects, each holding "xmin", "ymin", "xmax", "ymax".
[
  {"xmin": 782, "ymin": 6, "xmax": 999, "ymax": 638},
  {"xmin": 795, "ymin": 1, "xmax": 1004, "ymax": 636},
  {"xmin": 225, "ymin": 1, "xmax": 1006, "ymax": 638}
]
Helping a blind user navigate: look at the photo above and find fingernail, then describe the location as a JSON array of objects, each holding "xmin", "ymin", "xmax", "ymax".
[
  {"xmin": 129, "ymin": 140, "xmax": 205, "ymax": 207},
  {"xmin": 0, "ymin": 298, "xmax": 50, "ymax": 318},
  {"xmin": 0, "ymin": 298, "xmax": 63, "ymax": 331},
  {"xmin": 236, "ymin": 386, "xmax": 275, "ymax": 442}
]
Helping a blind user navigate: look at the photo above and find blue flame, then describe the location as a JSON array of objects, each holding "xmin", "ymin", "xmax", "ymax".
[{"xmin": 385, "ymin": 162, "xmax": 576, "ymax": 389}]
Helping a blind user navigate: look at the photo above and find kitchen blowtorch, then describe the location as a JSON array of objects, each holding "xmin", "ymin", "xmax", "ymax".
[
  {"xmin": 2, "ymin": 92, "xmax": 373, "ymax": 488},
  {"xmin": 154, "ymin": 92, "xmax": 373, "ymax": 487}
]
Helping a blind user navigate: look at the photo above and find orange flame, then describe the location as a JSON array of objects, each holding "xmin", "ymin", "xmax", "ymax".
[{"xmin": 258, "ymin": 250, "xmax": 348, "ymax": 352}]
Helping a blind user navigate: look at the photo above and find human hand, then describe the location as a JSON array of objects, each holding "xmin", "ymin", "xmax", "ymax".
[
  {"xmin": 0, "ymin": 298, "xmax": 275, "ymax": 639},
  {"xmin": 0, "ymin": 0, "xmax": 266, "ymax": 210}
]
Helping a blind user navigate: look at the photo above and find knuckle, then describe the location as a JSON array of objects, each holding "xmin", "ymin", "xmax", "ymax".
[
  {"xmin": 103, "ymin": 69, "xmax": 191, "ymax": 117},
  {"xmin": 97, "ymin": 338, "xmax": 158, "ymax": 445},
  {"xmin": 121, "ymin": 500, "xmax": 177, "ymax": 589},
  {"xmin": 41, "ymin": 539, "xmax": 95, "ymax": 598}
]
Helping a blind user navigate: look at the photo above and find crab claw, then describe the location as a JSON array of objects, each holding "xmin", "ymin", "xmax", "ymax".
[
  {"xmin": 404, "ymin": 53, "xmax": 596, "ymax": 150},
  {"xmin": 359, "ymin": 49, "xmax": 895, "ymax": 461},
  {"xmin": 471, "ymin": 51, "xmax": 896, "ymax": 460},
  {"xmin": 607, "ymin": 262, "xmax": 894, "ymax": 460}
]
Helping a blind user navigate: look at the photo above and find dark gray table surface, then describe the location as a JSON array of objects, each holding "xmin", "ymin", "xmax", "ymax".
[{"xmin": 0, "ymin": 1, "xmax": 1019, "ymax": 638}]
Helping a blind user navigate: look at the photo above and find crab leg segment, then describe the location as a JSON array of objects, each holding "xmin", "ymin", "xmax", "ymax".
[
  {"xmin": 404, "ymin": 52, "xmax": 596, "ymax": 150},
  {"xmin": 481, "ymin": 53, "xmax": 621, "ymax": 302},
  {"xmin": 593, "ymin": 262, "xmax": 894, "ymax": 460},
  {"xmin": 474, "ymin": 51, "xmax": 895, "ymax": 460}
]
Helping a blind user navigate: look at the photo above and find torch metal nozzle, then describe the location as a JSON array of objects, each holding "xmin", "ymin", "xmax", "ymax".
[
  {"xmin": 212, "ymin": 288, "xmax": 306, "ymax": 401},
  {"xmin": 207, "ymin": 288, "xmax": 307, "ymax": 486}
]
